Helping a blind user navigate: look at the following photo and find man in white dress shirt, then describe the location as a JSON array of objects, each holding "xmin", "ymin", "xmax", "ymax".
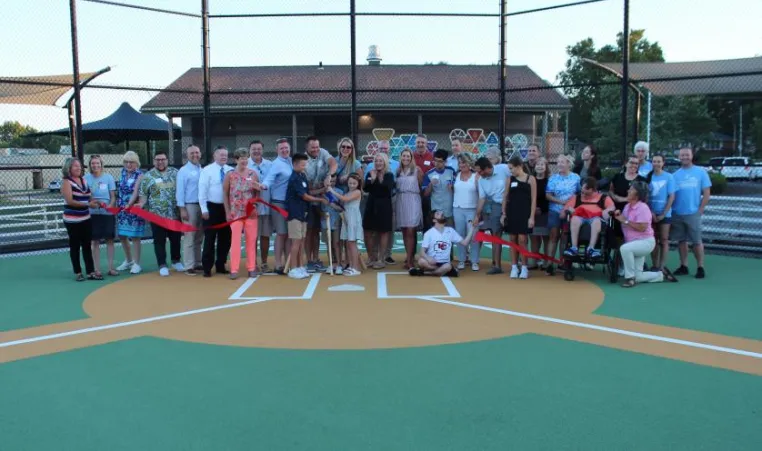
[
  {"xmin": 198, "ymin": 146, "xmax": 233, "ymax": 277},
  {"xmin": 247, "ymin": 140, "xmax": 274, "ymax": 272},
  {"xmin": 176, "ymin": 145, "xmax": 204, "ymax": 275}
]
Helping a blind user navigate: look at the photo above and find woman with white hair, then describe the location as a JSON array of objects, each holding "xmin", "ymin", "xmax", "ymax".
[
  {"xmin": 614, "ymin": 181, "xmax": 677, "ymax": 287},
  {"xmin": 115, "ymin": 150, "xmax": 145, "ymax": 274},
  {"xmin": 633, "ymin": 141, "xmax": 653, "ymax": 178},
  {"xmin": 544, "ymin": 154, "xmax": 580, "ymax": 275}
]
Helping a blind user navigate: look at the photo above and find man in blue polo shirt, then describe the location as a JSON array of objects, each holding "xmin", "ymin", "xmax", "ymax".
[
  {"xmin": 260, "ymin": 138, "xmax": 293, "ymax": 273},
  {"xmin": 671, "ymin": 147, "xmax": 711, "ymax": 279}
]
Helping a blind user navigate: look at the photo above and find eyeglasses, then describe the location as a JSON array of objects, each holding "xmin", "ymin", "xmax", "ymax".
[
  {"xmin": 340, "ymin": 145, "xmax": 353, "ymax": 149},
  {"xmin": 154, "ymin": 158, "xmax": 168, "ymax": 162}
]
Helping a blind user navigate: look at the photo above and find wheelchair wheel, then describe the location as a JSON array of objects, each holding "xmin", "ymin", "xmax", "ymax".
[{"xmin": 564, "ymin": 269, "xmax": 575, "ymax": 281}]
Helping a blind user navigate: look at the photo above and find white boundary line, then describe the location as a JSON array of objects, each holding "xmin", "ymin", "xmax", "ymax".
[
  {"xmin": 0, "ymin": 297, "xmax": 274, "ymax": 349},
  {"xmin": 416, "ymin": 296, "xmax": 762, "ymax": 360}
]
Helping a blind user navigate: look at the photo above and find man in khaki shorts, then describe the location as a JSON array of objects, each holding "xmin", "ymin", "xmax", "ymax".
[{"xmin": 286, "ymin": 153, "xmax": 328, "ymax": 279}]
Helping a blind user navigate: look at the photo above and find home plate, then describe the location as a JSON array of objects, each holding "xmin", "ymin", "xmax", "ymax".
[{"xmin": 328, "ymin": 284, "xmax": 366, "ymax": 292}]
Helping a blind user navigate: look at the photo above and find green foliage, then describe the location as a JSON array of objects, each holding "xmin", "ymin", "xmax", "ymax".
[
  {"xmin": 558, "ymin": 30, "xmax": 665, "ymax": 144},
  {"xmin": 0, "ymin": 120, "xmax": 70, "ymax": 153},
  {"xmin": 648, "ymin": 96, "xmax": 718, "ymax": 153},
  {"xmin": 709, "ymin": 172, "xmax": 727, "ymax": 195},
  {"xmin": 601, "ymin": 167, "xmax": 621, "ymax": 181}
]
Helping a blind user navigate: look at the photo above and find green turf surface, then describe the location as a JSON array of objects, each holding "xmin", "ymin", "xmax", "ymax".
[{"xmin": 1, "ymin": 335, "xmax": 760, "ymax": 451}]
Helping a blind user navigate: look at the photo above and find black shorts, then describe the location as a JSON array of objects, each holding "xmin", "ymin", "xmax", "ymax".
[
  {"xmin": 90, "ymin": 214, "xmax": 115, "ymax": 241},
  {"xmin": 306, "ymin": 205, "xmax": 323, "ymax": 230}
]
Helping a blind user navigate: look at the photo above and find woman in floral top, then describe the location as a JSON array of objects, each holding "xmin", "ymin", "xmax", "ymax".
[
  {"xmin": 223, "ymin": 148, "xmax": 261, "ymax": 279},
  {"xmin": 115, "ymin": 151, "xmax": 145, "ymax": 274}
]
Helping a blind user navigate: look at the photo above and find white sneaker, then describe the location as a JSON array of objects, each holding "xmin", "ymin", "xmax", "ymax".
[
  {"xmin": 471, "ymin": 262, "xmax": 480, "ymax": 272},
  {"xmin": 130, "ymin": 263, "xmax": 142, "ymax": 274},
  {"xmin": 335, "ymin": 266, "xmax": 344, "ymax": 275},
  {"xmin": 288, "ymin": 268, "xmax": 303, "ymax": 279},
  {"xmin": 159, "ymin": 267, "xmax": 170, "ymax": 277},
  {"xmin": 510, "ymin": 265, "xmax": 519, "ymax": 279},
  {"xmin": 344, "ymin": 267, "xmax": 361, "ymax": 276},
  {"xmin": 172, "ymin": 262, "xmax": 185, "ymax": 272},
  {"xmin": 519, "ymin": 266, "xmax": 529, "ymax": 279},
  {"xmin": 457, "ymin": 261, "xmax": 465, "ymax": 270},
  {"xmin": 116, "ymin": 260, "xmax": 133, "ymax": 271}
]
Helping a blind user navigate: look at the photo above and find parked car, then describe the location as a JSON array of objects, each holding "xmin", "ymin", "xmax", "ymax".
[
  {"xmin": 715, "ymin": 157, "xmax": 761, "ymax": 181},
  {"xmin": 48, "ymin": 179, "xmax": 62, "ymax": 192}
]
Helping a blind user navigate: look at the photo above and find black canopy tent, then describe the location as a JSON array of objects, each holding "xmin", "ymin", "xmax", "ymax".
[{"xmin": 27, "ymin": 101, "xmax": 180, "ymax": 153}]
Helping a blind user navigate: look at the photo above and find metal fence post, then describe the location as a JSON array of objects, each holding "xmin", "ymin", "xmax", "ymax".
[
  {"xmin": 68, "ymin": 0, "xmax": 84, "ymax": 162},
  {"xmin": 201, "ymin": 0, "xmax": 212, "ymax": 162},
  {"xmin": 350, "ymin": 0, "xmax": 358, "ymax": 147},
  {"xmin": 498, "ymin": 0, "xmax": 507, "ymax": 158},
  {"xmin": 620, "ymin": 0, "xmax": 630, "ymax": 162}
]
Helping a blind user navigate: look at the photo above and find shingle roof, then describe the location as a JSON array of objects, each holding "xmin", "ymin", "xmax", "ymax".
[
  {"xmin": 141, "ymin": 65, "xmax": 570, "ymax": 114},
  {"xmin": 597, "ymin": 57, "xmax": 762, "ymax": 97}
]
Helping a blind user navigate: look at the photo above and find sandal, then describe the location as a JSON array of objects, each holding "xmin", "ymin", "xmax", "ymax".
[
  {"xmin": 662, "ymin": 268, "xmax": 678, "ymax": 283},
  {"xmin": 621, "ymin": 278, "xmax": 636, "ymax": 288},
  {"xmin": 75, "ymin": 274, "xmax": 85, "ymax": 282},
  {"xmin": 108, "ymin": 270, "xmax": 119, "ymax": 276},
  {"xmin": 87, "ymin": 272, "xmax": 104, "ymax": 281}
]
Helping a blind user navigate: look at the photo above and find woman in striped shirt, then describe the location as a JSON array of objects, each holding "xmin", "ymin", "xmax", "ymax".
[{"xmin": 61, "ymin": 158, "xmax": 100, "ymax": 281}]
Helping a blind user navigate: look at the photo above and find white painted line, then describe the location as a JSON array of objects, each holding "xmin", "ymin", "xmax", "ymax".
[
  {"xmin": 416, "ymin": 297, "xmax": 762, "ymax": 360},
  {"xmin": 0, "ymin": 297, "xmax": 275, "ymax": 349},
  {"xmin": 229, "ymin": 277, "xmax": 259, "ymax": 300},
  {"xmin": 440, "ymin": 277, "xmax": 461, "ymax": 298},
  {"xmin": 228, "ymin": 274, "xmax": 321, "ymax": 301},
  {"xmin": 377, "ymin": 272, "xmax": 460, "ymax": 299}
]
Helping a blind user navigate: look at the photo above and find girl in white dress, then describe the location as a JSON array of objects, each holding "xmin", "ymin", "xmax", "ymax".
[{"xmin": 328, "ymin": 173, "xmax": 363, "ymax": 276}]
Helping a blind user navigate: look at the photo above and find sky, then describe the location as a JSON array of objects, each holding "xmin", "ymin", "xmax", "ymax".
[{"xmin": 1, "ymin": 0, "xmax": 761, "ymax": 132}]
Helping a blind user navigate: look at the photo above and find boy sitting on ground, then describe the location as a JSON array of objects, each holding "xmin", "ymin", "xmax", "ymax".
[
  {"xmin": 563, "ymin": 176, "xmax": 615, "ymax": 259},
  {"xmin": 409, "ymin": 210, "xmax": 475, "ymax": 277}
]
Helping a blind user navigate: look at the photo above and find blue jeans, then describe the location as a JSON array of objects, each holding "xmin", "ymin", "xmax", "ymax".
[{"xmin": 453, "ymin": 206, "xmax": 479, "ymax": 263}]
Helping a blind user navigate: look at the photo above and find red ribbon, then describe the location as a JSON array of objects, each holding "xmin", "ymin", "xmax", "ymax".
[
  {"xmin": 104, "ymin": 198, "xmax": 288, "ymax": 233},
  {"xmin": 474, "ymin": 231, "xmax": 563, "ymax": 264}
]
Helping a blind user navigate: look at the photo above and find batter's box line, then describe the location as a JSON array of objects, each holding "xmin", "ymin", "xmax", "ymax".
[
  {"xmin": 377, "ymin": 272, "xmax": 461, "ymax": 300},
  {"xmin": 229, "ymin": 274, "xmax": 322, "ymax": 301}
]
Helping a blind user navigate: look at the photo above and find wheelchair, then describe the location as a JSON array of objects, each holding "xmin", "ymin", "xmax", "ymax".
[{"xmin": 558, "ymin": 211, "xmax": 621, "ymax": 283}]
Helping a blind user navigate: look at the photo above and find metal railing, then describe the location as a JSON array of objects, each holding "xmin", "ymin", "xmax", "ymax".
[{"xmin": 2, "ymin": 193, "xmax": 761, "ymax": 257}]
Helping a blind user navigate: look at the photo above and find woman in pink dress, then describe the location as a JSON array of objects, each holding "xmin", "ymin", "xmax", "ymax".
[
  {"xmin": 223, "ymin": 148, "xmax": 261, "ymax": 279},
  {"xmin": 395, "ymin": 148, "xmax": 423, "ymax": 269}
]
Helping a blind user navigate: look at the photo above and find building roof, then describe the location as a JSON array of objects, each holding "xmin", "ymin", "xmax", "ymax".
[
  {"xmin": 595, "ymin": 56, "xmax": 762, "ymax": 97},
  {"xmin": 141, "ymin": 65, "xmax": 570, "ymax": 114},
  {"xmin": 27, "ymin": 102, "xmax": 180, "ymax": 143}
]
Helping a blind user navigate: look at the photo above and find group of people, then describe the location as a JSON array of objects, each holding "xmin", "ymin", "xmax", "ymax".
[{"xmin": 61, "ymin": 134, "xmax": 710, "ymax": 288}]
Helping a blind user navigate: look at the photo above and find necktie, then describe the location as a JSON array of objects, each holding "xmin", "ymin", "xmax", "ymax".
[{"xmin": 219, "ymin": 166, "xmax": 225, "ymax": 183}]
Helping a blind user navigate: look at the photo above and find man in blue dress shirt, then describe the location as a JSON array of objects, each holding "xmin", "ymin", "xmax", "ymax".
[
  {"xmin": 260, "ymin": 138, "xmax": 294, "ymax": 273},
  {"xmin": 176, "ymin": 145, "xmax": 203, "ymax": 275}
]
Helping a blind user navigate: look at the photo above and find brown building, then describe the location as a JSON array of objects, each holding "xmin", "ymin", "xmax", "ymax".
[{"xmin": 142, "ymin": 61, "xmax": 570, "ymax": 160}]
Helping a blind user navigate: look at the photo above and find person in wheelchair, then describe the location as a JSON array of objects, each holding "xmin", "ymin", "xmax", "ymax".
[{"xmin": 562, "ymin": 177, "xmax": 615, "ymax": 259}]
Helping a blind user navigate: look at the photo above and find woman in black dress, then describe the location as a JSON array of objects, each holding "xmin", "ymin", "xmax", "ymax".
[
  {"xmin": 501, "ymin": 155, "xmax": 537, "ymax": 279},
  {"xmin": 363, "ymin": 153, "xmax": 395, "ymax": 269}
]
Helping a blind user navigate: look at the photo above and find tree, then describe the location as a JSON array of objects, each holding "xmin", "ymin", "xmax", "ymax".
[
  {"xmin": 0, "ymin": 120, "xmax": 70, "ymax": 153},
  {"xmin": 557, "ymin": 30, "xmax": 665, "ymax": 147}
]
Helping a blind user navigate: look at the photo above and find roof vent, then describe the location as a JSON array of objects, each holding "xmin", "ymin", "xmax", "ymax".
[
  {"xmin": 367, "ymin": 45, "xmax": 382, "ymax": 66},
  {"xmin": 318, "ymin": 61, "xmax": 324, "ymax": 70}
]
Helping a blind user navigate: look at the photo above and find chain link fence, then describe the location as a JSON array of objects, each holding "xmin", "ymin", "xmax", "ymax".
[{"xmin": 1, "ymin": 0, "xmax": 761, "ymax": 257}]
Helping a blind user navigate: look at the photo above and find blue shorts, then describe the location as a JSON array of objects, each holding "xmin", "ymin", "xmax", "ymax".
[
  {"xmin": 576, "ymin": 216, "xmax": 604, "ymax": 226},
  {"xmin": 547, "ymin": 211, "xmax": 566, "ymax": 229}
]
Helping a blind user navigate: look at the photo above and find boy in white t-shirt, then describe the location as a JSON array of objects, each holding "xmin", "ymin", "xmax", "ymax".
[{"xmin": 410, "ymin": 210, "xmax": 475, "ymax": 277}]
